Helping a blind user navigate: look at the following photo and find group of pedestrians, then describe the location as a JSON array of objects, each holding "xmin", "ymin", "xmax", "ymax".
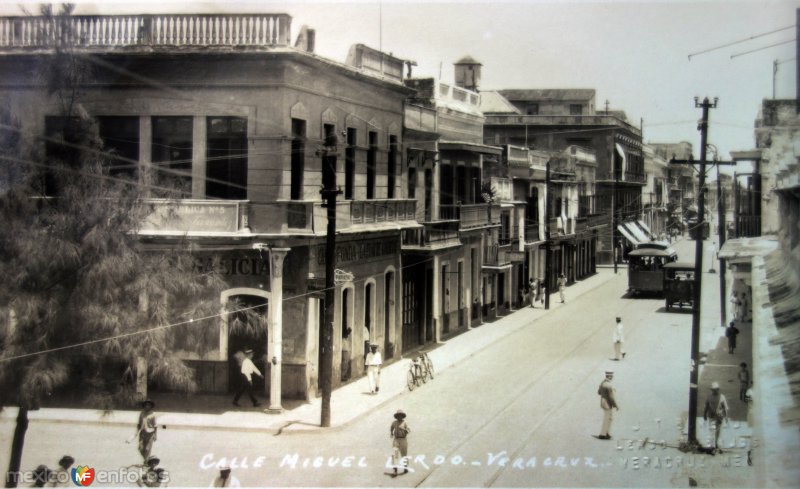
[
  {"xmin": 29, "ymin": 455, "xmax": 74, "ymax": 487},
  {"xmin": 596, "ymin": 316, "xmax": 625, "ymax": 440},
  {"xmin": 525, "ymin": 273, "xmax": 569, "ymax": 308}
]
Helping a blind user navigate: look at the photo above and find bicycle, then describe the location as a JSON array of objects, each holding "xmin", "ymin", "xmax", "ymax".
[{"xmin": 406, "ymin": 352, "xmax": 434, "ymax": 391}]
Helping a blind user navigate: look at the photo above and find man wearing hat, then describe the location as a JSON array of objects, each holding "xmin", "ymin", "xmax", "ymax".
[
  {"xmin": 365, "ymin": 344, "xmax": 382, "ymax": 394},
  {"xmin": 612, "ymin": 317, "xmax": 626, "ymax": 360},
  {"xmin": 597, "ymin": 371, "xmax": 618, "ymax": 440},
  {"xmin": 233, "ymin": 348, "xmax": 263, "ymax": 407},
  {"xmin": 47, "ymin": 456, "xmax": 74, "ymax": 487},
  {"xmin": 390, "ymin": 410, "xmax": 410, "ymax": 475},
  {"xmin": 703, "ymin": 381, "xmax": 729, "ymax": 452},
  {"xmin": 210, "ymin": 466, "xmax": 240, "ymax": 487},
  {"xmin": 136, "ymin": 400, "xmax": 158, "ymax": 462}
]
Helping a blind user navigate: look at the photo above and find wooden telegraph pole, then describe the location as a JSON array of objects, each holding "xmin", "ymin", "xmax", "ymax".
[
  {"xmin": 319, "ymin": 132, "xmax": 340, "ymax": 427},
  {"xmin": 669, "ymin": 96, "xmax": 715, "ymax": 448}
]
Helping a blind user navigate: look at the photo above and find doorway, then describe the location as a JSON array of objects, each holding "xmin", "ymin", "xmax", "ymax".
[{"xmin": 227, "ymin": 294, "xmax": 268, "ymax": 394}]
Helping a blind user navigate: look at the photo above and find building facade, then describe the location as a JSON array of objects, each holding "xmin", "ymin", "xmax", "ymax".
[{"xmin": 0, "ymin": 13, "xmax": 420, "ymax": 409}]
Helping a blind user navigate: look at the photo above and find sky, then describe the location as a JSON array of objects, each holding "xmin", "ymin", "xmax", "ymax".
[{"xmin": 3, "ymin": 0, "xmax": 798, "ymax": 175}]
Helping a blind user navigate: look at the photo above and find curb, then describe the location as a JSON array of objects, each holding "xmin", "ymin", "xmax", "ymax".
[{"xmin": 1, "ymin": 269, "xmax": 622, "ymax": 435}]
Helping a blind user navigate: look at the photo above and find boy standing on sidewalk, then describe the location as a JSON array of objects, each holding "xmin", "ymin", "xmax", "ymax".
[{"xmin": 738, "ymin": 362, "xmax": 751, "ymax": 402}]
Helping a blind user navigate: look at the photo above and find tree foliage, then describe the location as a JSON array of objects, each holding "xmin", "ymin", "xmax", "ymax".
[{"xmin": 0, "ymin": 4, "xmax": 228, "ymax": 410}]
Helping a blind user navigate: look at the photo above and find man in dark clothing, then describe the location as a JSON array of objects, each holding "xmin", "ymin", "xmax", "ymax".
[{"xmin": 725, "ymin": 322, "xmax": 740, "ymax": 354}]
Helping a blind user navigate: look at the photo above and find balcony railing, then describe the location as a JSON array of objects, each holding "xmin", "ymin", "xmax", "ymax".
[
  {"xmin": 137, "ymin": 198, "xmax": 416, "ymax": 237},
  {"xmin": 525, "ymin": 223, "xmax": 540, "ymax": 242},
  {"xmin": 596, "ymin": 171, "xmax": 647, "ymax": 184},
  {"xmin": 483, "ymin": 242, "xmax": 512, "ymax": 268},
  {"xmin": 401, "ymin": 222, "xmax": 460, "ymax": 249},
  {"xmin": 485, "ymin": 114, "xmax": 641, "ymax": 137},
  {"xmin": 439, "ymin": 203, "xmax": 501, "ymax": 230},
  {"xmin": 0, "ymin": 13, "xmax": 292, "ymax": 49}
]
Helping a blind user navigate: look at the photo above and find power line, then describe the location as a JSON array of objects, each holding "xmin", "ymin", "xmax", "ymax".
[
  {"xmin": 731, "ymin": 39, "xmax": 796, "ymax": 59},
  {"xmin": 688, "ymin": 25, "xmax": 794, "ymax": 60}
]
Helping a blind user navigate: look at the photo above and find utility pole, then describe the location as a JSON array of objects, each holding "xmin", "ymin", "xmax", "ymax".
[
  {"xmin": 318, "ymin": 132, "xmax": 340, "ymax": 427},
  {"xmin": 544, "ymin": 159, "xmax": 551, "ymax": 310},
  {"xmin": 676, "ymin": 96, "xmax": 716, "ymax": 448},
  {"xmin": 611, "ymin": 160, "xmax": 618, "ymax": 275}
]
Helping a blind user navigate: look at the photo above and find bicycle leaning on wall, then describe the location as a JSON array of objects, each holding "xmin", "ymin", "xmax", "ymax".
[{"xmin": 406, "ymin": 351, "xmax": 434, "ymax": 391}]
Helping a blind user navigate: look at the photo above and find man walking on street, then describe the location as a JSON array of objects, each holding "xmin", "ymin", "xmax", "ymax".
[
  {"xmin": 725, "ymin": 321, "xmax": 740, "ymax": 354},
  {"xmin": 233, "ymin": 349, "xmax": 262, "ymax": 407},
  {"xmin": 135, "ymin": 400, "xmax": 158, "ymax": 461},
  {"xmin": 597, "ymin": 371, "xmax": 618, "ymax": 440},
  {"xmin": 529, "ymin": 278, "xmax": 538, "ymax": 308},
  {"xmin": 703, "ymin": 381, "xmax": 729, "ymax": 452},
  {"xmin": 613, "ymin": 317, "xmax": 626, "ymax": 360},
  {"xmin": 365, "ymin": 344, "xmax": 382, "ymax": 394},
  {"xmin": 557, "ymin": 274, "xmax": 567, "ymax": 303}
]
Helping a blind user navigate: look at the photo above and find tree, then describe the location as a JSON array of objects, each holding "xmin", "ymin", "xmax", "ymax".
[{"xmin": 0, "ymin": 5, "xmax": 227, "ymax": 487}]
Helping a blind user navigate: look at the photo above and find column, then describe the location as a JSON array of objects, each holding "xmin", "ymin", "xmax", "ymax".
[
  {"xmin": 432, "ymin": 255, "xmax": 441, "ymax": 343},
  {"xmin": 266, "ymin": 248, "xmax": 290, "ymax": 413},
  {"xmin": 192, "ymin": 116, "xmax": 206, "ymax": 198}
]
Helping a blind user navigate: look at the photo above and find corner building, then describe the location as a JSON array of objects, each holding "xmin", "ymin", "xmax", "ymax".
[{"xmin": 0, "ymin": 13, "xmax": 418, "ymax": 409}]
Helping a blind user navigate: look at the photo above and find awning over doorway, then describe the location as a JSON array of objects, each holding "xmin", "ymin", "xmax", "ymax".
[
  {"xmin": 617, "ymin": 223, "xmax": 642, "ymax": 246},
  {"xmin": 719, "ymin": 236, "xmax": 779, "ymax": 261}
]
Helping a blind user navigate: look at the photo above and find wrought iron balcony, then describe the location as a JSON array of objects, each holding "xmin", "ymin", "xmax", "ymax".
[{"xmin": 0, "ymin": 13, "xmax": 292, "ymax": 50}]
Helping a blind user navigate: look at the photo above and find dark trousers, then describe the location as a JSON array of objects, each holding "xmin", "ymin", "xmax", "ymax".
[{"xmin": 233, "ymin": 375, "xmax": 258, "ymax": 406}]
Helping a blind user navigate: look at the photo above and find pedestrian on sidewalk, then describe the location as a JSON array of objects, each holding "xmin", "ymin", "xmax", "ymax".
[
  {"xmin": 725, "ymin": 322, "xmax": 740, "ymax": 354},
  {"xmin": 210, "ymin": 466, "xmax": 240, "ymax": 487},
  {"xmin": 742, "ymin": 289, "xmax": 751, "ymax": 321},
  {"xmin": 365, "ymin": 344, "xmax": 382, "ymax": 394},
  {"xmin": 612, "ymin": 317, "xmax": 626, "ymax": 360},
  {"xmin": 729, "ymin": 291, "xmax": 742, "ymax": 322},
  {"xmin": 390, "ymin": 409, "xmax": 410, "ymax": 475},
  {"xmin": 596, "ymin": 371, "xmax": 618, "ymax": 440},
  {"xmin": 529, "ymin": 278, "xmax": 538, "ymax": 308},
  {"xmin": 363, "ymin": 325, "xmax": 371, "ymax": 362},
  {"xmin": 32, "ymin": 465, "xmax": 51, "ymax": 487},
  {"xmin": 703, "ymin": 382, "xmax": 729, "ymax": 453},
  {"xmin": 233, "ymin": 349, "xmax": 263, "ymax": 407},
  {"xmin": 738, "ymin": 362, "xmax": 751, "ymax": 402},
  {"xmin": 557, "ymin": 273, "xmax": 567, "ymax": 303},
  {"xmin": 47, "ymin": 456, "xmax": 74, "ymax": 487},
  {"xmin": 135, "ymin": 400, "xmax": 158, "ymax": 462},
  {"xmin": 138, "ymin": 455, "xmax": 164, "ymax": 487}
]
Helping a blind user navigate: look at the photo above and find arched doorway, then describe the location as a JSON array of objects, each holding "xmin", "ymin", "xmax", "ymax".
[{"xmin": 224, "ymin": 291, "xmax": 268, "ymax": 394}]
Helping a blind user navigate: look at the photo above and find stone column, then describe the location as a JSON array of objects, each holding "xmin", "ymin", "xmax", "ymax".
[
  {"xmin": 266, "ymin": 248, "xmax": 290, "ymax": 413},
  {"xmin": 432, "ymin": 255, "xmax": 441, "ymax": 343}
]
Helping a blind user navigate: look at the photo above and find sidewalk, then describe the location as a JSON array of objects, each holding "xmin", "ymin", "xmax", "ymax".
[
  {"xmin": 0, "ymin": 268, "xmax": 621, "ymax": 435},
  {"xmin": 673, "ymin": 234, "xmax": 756, "ymax": 487}
]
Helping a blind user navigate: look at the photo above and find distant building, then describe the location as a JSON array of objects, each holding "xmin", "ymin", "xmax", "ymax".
[{"xmin": 484, "ymin": 89, "xmax": 644, "ymax": 265}]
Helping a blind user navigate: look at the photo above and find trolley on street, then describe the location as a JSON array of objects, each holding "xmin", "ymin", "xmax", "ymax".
[{"xmin": 627, "ymin": 245, "xmax": 678, "ymax": 296}]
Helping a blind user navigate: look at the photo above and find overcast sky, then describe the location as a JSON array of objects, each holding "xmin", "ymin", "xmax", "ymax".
[{"xmin": 4, "ymin": 0, "xmax": 798, "ymax": 174}]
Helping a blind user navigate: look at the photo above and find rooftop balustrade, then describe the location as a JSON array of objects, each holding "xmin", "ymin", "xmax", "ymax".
[{"xmin": 0, "ymin": 13, "xmax": 292, "ymax": 49}]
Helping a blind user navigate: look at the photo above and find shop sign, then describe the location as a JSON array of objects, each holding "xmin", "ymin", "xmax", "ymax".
[
  {"xmin": 193, "ymin": 254, "xmax": 268, "ymax": 277},
  {"xmin": 315, "ymin": 238, "xmax": 399, "ymax": 266},
  {"xmin": 141, "ymin": 201, "xmax": 239, "ymax": 233}
]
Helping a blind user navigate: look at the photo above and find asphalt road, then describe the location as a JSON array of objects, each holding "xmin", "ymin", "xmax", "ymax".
[{"xmin": 2, "ymin": 249, "xmax": 754, "ymax": 487}]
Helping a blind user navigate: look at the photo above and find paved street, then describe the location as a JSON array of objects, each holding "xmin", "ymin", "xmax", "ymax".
[{"xmin": 0, "ymin": 237, "xmax": 756, "ymax": 488}]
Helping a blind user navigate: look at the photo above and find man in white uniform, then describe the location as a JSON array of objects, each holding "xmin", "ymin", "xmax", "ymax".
[{"xmin": 365, "ymin": 344, "xmax": 382, "ymax": 394}]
